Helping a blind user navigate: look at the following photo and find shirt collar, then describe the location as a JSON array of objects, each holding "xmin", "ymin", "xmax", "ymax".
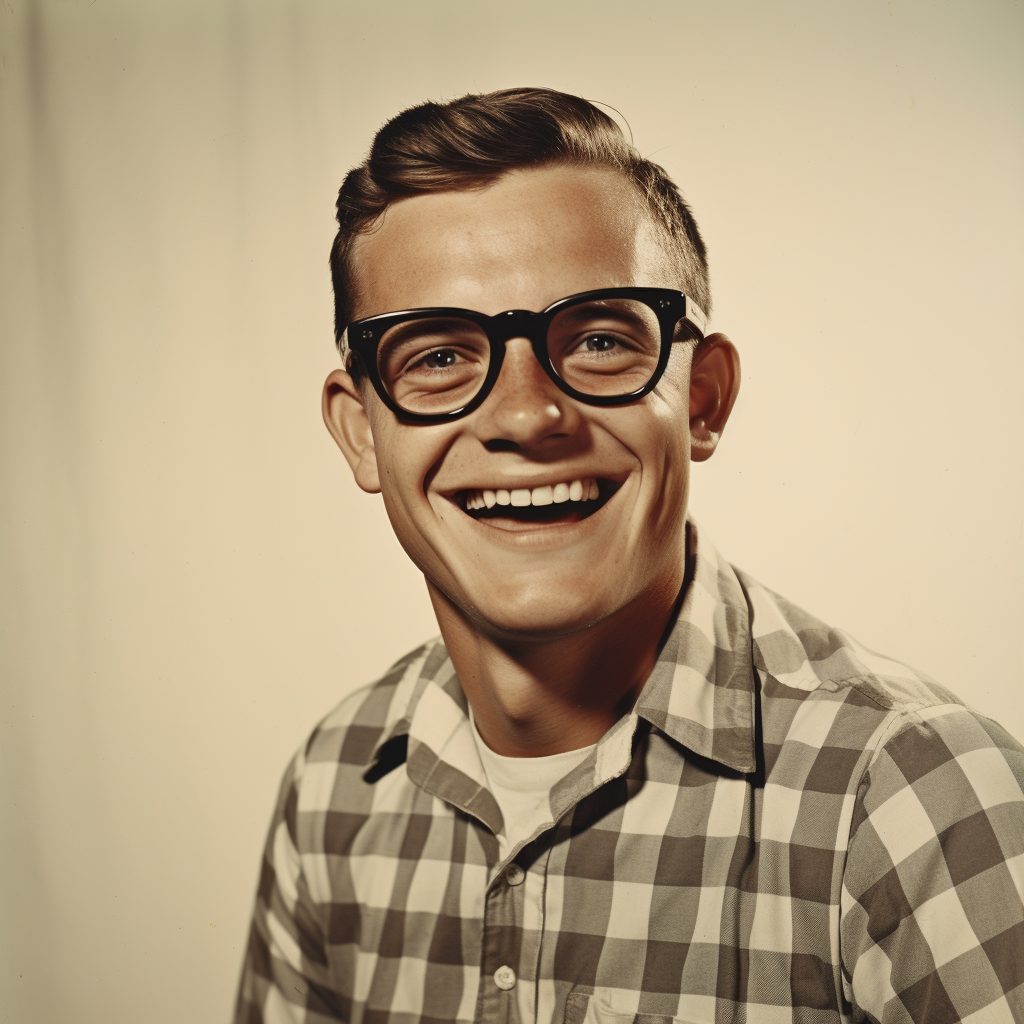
[
  {"xmin": 633, "ymin": 519, "xmax": 757, "ymax": 773},
  {"xmin": 363, "ymin": 519, "xmax": 760, "ymax": 810}
]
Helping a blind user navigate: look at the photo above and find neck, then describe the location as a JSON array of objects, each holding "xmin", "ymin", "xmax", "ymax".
[{"xmin": 427, "ymin": 564, "xmax": 689, "ymax": 757}]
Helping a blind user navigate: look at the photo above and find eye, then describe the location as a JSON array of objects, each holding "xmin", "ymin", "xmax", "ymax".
[
  {"xmin": 579, "ymin": 332, "xmax": 626, "ymax": 354},
  {"xmin": 418, "ymin": 348, "xmax": 459, "ymax": 370}
]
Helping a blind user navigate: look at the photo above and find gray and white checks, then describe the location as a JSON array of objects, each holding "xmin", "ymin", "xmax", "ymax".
[{"xmin": 235, "ymin": 523, "xmax": 1024, "ymax": 1024}]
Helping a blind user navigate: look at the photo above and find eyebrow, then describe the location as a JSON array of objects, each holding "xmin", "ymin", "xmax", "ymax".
[
  {"xmin": 383, "ymin": 316, "xmax": 481, "ymax": 340},
  {"xmin": 553, "ymin": 302, "xmax": 651, "ymax": 328}
]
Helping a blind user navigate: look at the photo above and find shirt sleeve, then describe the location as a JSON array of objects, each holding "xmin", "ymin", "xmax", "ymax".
[
  {"xmin": 840, "ymin": 705, "xmax": 1024, "ymax": 1024},
  {"xmin": 234, "ymin": 747, "xmax": 344, "ymax": 1024}
]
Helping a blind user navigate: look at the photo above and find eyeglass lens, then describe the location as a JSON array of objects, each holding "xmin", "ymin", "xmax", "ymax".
[{"xmin": 376, "ymin": 298, "xmax": 665, "ymax": 416}]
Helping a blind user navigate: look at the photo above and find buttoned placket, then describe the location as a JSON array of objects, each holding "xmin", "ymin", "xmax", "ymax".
[
  {"xmin": 475, "ymin": 849, "xmax": 550, "ymax": 1024},
  {"xmin": 471, "ymin": 714, "xmax": 642, "ymax": 1024},
  {"xmin": 381, "ymin": 647, "xmax": 676, "ymax": 1024}
]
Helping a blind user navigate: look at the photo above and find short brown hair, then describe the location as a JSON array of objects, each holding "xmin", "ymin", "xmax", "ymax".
[{"xmin": 330, "ymin": 87, "xmax": 710, "ymax": 350}]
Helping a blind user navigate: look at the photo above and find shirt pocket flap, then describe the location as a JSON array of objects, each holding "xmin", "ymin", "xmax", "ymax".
[{"xmin": 565, "ymin": 990, "xmax": 702, "ymax": 1024}]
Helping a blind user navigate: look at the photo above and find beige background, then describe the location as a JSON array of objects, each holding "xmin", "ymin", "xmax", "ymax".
[{"xmin": 2, "ymin": 1, "xmax": 1021, "ymax": 1021}]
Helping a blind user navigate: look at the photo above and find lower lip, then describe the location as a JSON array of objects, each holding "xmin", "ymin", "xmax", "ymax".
[{"xmin": 472, "ymin": 508, "xmax": 589, "ymax": 532}]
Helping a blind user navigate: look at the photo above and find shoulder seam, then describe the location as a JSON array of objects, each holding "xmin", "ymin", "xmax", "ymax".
[{"xmin": 821, "ymin": 671, "xmax": 963, "ymax": 717}]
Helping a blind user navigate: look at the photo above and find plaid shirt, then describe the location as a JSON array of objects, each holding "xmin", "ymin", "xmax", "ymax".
[{"xmin": 235, "ymin": 523, "xmax": 1024, "ymax": 1024}]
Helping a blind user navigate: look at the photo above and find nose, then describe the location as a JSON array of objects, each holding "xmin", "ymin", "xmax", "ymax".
[{"xmin": 471, "ymin": 337, "xmax": 583, "ymax": 449}]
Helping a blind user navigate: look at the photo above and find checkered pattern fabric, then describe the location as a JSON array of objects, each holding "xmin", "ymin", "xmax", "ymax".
[{"xmin": 235, "ymin": 523, "xmax": 1024, "ymax": 1024}]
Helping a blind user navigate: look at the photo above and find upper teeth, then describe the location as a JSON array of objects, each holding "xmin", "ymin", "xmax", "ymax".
[{"xmin": 463, "ymin": 478, "xmax": 601, "ymax": 511}]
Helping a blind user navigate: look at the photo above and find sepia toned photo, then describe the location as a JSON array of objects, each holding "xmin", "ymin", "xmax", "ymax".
[{"xmin": 2, "ymin": 3, "xmax": 1021, "ymax": 1022}]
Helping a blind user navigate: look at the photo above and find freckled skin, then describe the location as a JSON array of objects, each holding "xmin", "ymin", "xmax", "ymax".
[{"xmin": 324, "ymin": 165, "xmax": 739, "ymax": 754}]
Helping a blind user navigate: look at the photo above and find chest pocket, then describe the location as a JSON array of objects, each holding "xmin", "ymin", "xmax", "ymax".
[{"xmin": 564, "ymin": 990, "xmax": 701, "ymax": 1024}]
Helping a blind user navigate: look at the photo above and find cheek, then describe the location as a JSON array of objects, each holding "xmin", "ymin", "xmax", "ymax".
[
  {"xmin": 378, "ymin": 450, "xmax": 429, "ymax": 514},
  {"xmin": 366, "ymin": 416, "xmax": 423, "ymax": 512},
  {"xmin": 618, "ymin": 405, "xmax": 692, "ymax": 536},
  {"xmin": 367, "ymin": 414, "xmax": 457, "ymax": 512},
  {"xmin": 661, "ymin": 346, "xmax": 693, "ymax": 399},
  {"xmin": 651, "ymin": 363, "xmax": 693, "ymax": 463},
  {"xmin": 609, "ymin": 389, "xmax": 691, "ymax": 470}
]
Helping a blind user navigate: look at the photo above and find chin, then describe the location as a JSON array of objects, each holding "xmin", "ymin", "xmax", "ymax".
[{"xmin": 457, "ymin": 580, "xmax": 625, "ymax": 642}]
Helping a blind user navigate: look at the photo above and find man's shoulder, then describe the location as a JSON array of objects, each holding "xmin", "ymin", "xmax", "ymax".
[
  {"xmin": 735, "ymin": 567, "xmax": 1023, "ymax": 780},
  {"xmin": 738, "ymin": 567, "xmax": 961, "ymax": 711},
  {"xmin": 295, "ymin": 635, "xmax": 446, "ymax": 775}
]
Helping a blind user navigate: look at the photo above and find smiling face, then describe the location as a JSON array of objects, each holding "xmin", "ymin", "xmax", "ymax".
[{"xmin": 327, "ymin": 164, "xmax": 720, "ymax": 641}]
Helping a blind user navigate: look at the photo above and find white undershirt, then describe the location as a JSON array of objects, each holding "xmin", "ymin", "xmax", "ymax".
[{"xmin": 469, "ymin": 710, "xmax": 596, "ymax": 856}]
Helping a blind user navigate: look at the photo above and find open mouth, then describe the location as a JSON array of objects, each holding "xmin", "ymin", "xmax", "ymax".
[{"xmin": 456, "ymin": 477, "xmax": 620, "ymax": 526}]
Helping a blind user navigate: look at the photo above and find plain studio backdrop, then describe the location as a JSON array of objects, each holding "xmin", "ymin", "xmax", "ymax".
[{"xmin": 1, "ymin": 1, "xmax": 1021, "ymax": 1021}]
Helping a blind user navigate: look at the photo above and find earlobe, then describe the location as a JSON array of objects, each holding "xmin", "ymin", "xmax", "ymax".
[
  {"xmin": 322, "ymin": 369, "xmax": 381, "ymax": 493},
  {"xmin": 688, "ymin": 333, "xmax": 741, "ymax": 463}
]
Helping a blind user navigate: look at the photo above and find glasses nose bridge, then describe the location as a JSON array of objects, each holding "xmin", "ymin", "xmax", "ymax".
[
  {"xmin": 483, "ymin": 308, "xmax": 561, "ymax": 405},
  {"xmin": 488, "ymin": 309, "xmax": 551, "ymax": 389},
  {"xmin": 490, "ymin": 308, "xmax": 546, "ymax": 347}
]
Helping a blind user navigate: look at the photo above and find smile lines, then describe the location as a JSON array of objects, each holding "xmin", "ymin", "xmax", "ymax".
[{"xmin": 462, "ymin": 478, "xmax": 601, "ymax": 511}]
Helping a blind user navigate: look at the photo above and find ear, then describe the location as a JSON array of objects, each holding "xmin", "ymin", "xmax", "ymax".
[
  {"xmin": 688, "ymin": 332, "xmax": 741, "ymax": 463},
  {"xmin": 322, "ymin": 368, "xmax": 381, "ymax": 493}
]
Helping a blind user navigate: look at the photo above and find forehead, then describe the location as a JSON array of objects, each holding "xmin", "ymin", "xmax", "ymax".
[{"xmin": 348, "ymin": 164, "xmax": 679, "ymax": 319}]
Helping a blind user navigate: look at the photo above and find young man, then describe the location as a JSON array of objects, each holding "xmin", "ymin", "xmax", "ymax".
[{"xmin": 235, "ymin": 89, "xmax": 1023, "ymax": 1024}]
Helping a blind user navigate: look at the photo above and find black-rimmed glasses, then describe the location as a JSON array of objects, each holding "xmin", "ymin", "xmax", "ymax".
[{"xmin": 342, "ymin": 287, "xmax": 707, "ymax": 424}]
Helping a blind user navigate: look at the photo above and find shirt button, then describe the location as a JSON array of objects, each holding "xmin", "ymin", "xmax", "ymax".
[
  {"xmin": 493, "ymin": 965, "xmax": 516, "ymax": 990},
  {"xmin": 505, "ymin": 864, "xmax": 525, "ymax": 886}
]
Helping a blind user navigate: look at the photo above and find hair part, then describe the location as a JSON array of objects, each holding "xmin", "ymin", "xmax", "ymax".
[{"xmin": 330, "ymin": 88, "xmax": 711, "ymax": 365}]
